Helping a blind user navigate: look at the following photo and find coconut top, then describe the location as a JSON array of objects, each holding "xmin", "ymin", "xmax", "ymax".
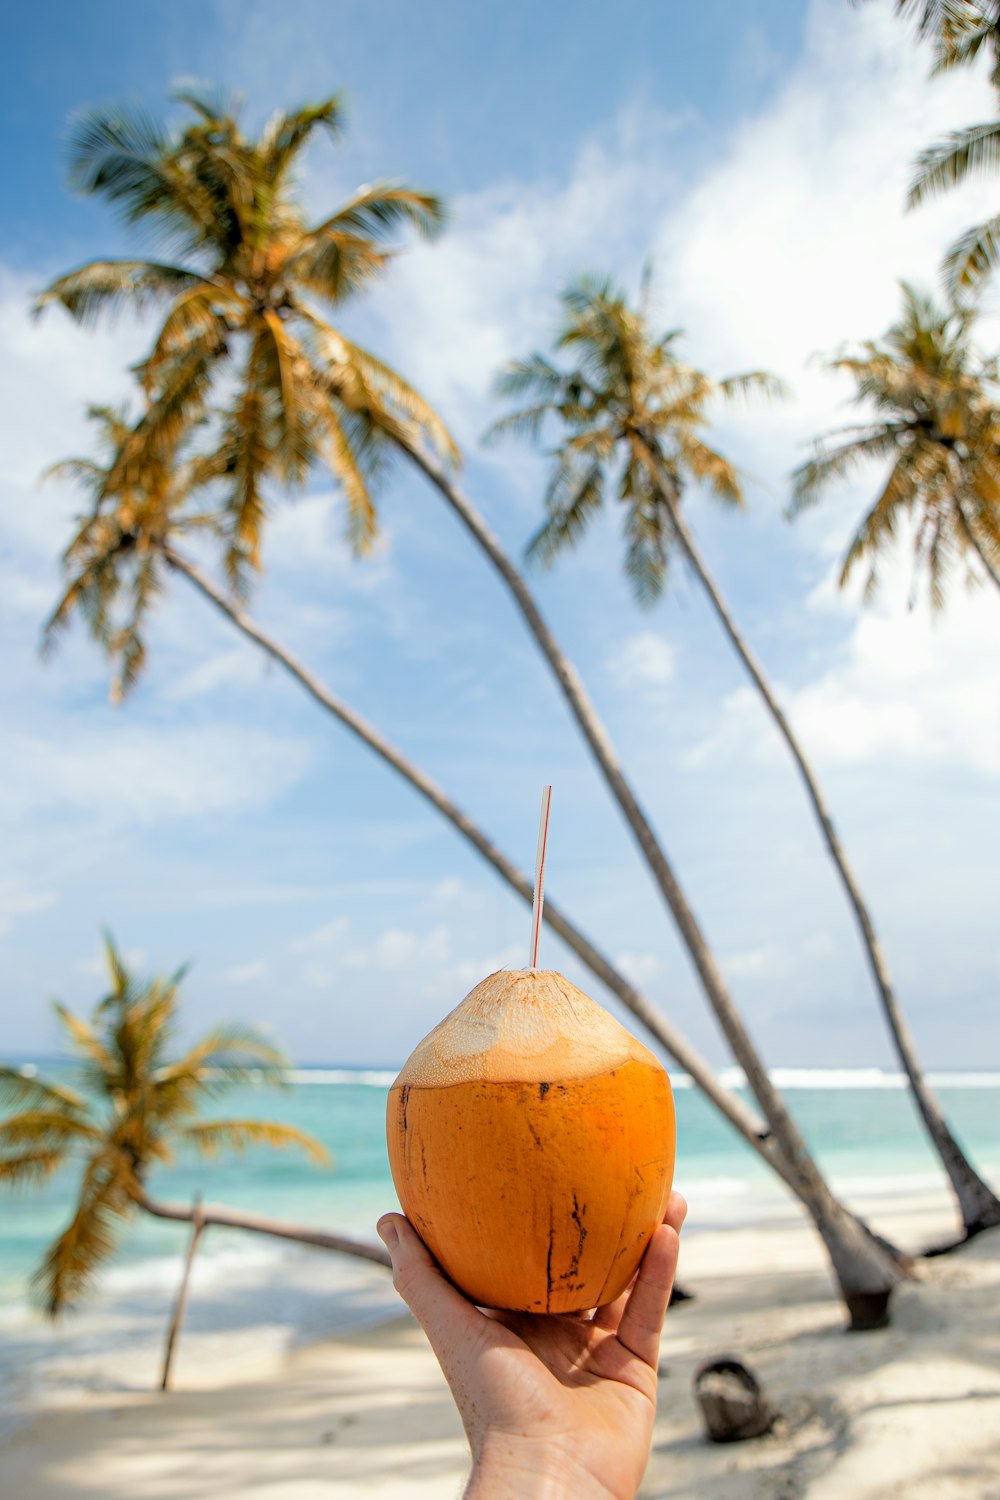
[{"xmin": 394, "ymin": 968, "xmax": 665, "ymax": 1088}]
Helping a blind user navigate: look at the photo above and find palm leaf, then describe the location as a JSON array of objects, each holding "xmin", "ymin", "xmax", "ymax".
[
  {"xmin": 34, "ymin": 260, "xmax": 199, "ymax": 326},
  {"xmin": 32, "ymin": 1149, "xmax": 137, "ymax": 1315},
  {"xmin": 525, "ymin": 459, "xmax": 606, "ymax": 567},
  {"xmin": 53, "ymin": 1004, "xmax": 118, "ymax": 1084},
  {"xmin": 181, "ymin": 1119, "xmax": 330, "ymax": 1163},
  {"xmin": 944, "ymin": 211, "xmax": 1000, "ymax": 298},
  {"xmin": 0, "ymin": 1067, "xmax": 88, "ymax": 1114},
  {"xmin": 0, "ymin": 1147, "xmax": 70, "ymax": 1189},
  {"xmin": 260, "ymin": 97, "xmax": 344, "ymax": 181},
  {"xmin": 0, "ymin": 1110, "xmax": 101, "ymax": 1148},
  {"xmin": 909, "ymin": 120, "xmax": 1000, "ymax": 206},
  {"xmin": 307, "ymin": 182, "xmax": 445, "ymax": 244},
  {"xmin": 717, "ymin": 370, "xmax": 790, "ymax": 403}
]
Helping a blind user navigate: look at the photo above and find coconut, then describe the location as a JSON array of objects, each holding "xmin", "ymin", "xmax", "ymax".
[{"xmin": 386, "ymin": 967, "xmax": 675, "ymax": 1313}]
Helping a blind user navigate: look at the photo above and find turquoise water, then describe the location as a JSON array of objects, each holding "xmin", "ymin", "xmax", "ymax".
[
  {"xmin": 2, "ymin": 1064, "xmax": 999, "ymax": 1428},
  {"xmin": 4, "ymin": 1065, "xmax": 1000, "ymax": 1296}
]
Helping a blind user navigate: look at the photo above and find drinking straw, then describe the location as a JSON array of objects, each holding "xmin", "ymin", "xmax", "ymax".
[{"xmin": 529, "ymin": 785, "xmax": 553, "ymax": 969}]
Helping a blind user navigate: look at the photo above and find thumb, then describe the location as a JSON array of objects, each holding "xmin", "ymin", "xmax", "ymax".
[{"xmin": 376, "ymin": 1213, "xmax": 484, "ymax": 1349}]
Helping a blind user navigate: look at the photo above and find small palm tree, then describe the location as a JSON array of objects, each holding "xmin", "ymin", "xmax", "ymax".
[
  {"xmin": 489, "ymin": 275, "xmax": 783, "ymax": 600},
  {"xmin": 792, "ymin": 284, "xmax": 1000, "ymax": 603},
  {"xmin": 882, "ymin": 0, "xmax": 1000, "ymax": 296},
  {"xmin": 494, "ymin": 274, "xmax": 1000, "ymax": 1243},
  {"xmin": 0, "ymin": 936, "xmax": 328, "ymax": 1314},
  {"xmin": 35, "ymin": 87, "xmax": 457, "ymax": 581}
]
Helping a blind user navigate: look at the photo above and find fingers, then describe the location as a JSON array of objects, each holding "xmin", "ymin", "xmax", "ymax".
[
  {"xmin": 376, "ymin": 1213, "xmax": 484, "ymax": 1358},
  {"xmin": 612, "ymin": 1192, "xmax": 686, "ymax": 1368},
  {"xmin": 592, "ymin": 1190, "xmax": 688, "ymax": 1335}
]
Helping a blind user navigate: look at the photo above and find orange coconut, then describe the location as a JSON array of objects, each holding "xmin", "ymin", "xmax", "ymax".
[{"xmin": 386, "ymin": 968, "xmax": 675, "ymax": 1313}]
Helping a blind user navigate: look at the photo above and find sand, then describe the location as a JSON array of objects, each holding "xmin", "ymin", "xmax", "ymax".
[{"xmin": 1, "ymin": 1192, "xmax": 999, "ymax": 1499}]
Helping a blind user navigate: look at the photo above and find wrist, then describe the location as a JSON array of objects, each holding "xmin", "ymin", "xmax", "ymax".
[{"xmin": 465, "ymin": 1436, "xmax": 619, "ymax": 1500}]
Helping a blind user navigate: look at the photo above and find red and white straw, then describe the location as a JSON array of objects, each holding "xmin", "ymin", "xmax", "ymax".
[{"xmin": 529, "ymin": 785, "xmax": 553, "ymax": 970}]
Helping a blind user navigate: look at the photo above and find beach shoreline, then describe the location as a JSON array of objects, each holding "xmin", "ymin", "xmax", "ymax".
[{"xmin": 2, "ymin": 1188, "xmax": 999, "ymax": 1498}]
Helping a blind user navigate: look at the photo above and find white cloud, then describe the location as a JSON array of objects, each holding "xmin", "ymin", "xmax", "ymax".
[
  {"xmin": 291, "ymin": 916, "xmax": 350, "ymax": 954},
  {"xmin": 722, "ymin": 942, "xmax": 793, "ymax": 982},
  {"xmin": 223, "ymin": 960, "xmax": 271, "ymax": 985},
  {"xmin": 369, "ymin": 108, "xmax": 688, "ymax": 443},
  {"xmin": 163, "ymin": 647, "xmax": 265, "ymax": 702},
  {"xmin": 0, "ymin": 723, "xmax": 312, "ymax": 823},
  {"xmin": 345, "ymin": 924, "xmax": 451, "ymax": 971},
  {"xmin": 609, "ymin": 632, "xmax": 676, "ymax": 688},
  {"xmin": 690, "ymin": 567, "xmax": 1000, "ymax": 776},
  {"xmin": 614, "ymin": 949, "xmax": 662, "ymax": 987},
  {"xmin": 0, "ymin": 879, "xmax": 58, "ymax": 937}
]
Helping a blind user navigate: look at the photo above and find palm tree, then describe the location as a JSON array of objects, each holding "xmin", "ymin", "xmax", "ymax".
[
  {"xmin": 874, "ymin": 1, "xmax": 1000, "ymax": 296},
  {"xmin": 0, "ymin": 937, "xmax": 398, "ymax": 1315},
  {"xmin": 793, "ymin": 284, "xmax": 1000, "ymax": 603},
  {"xmin": 37, "ymin": 89, "xmax": 906, "ymax": 1323},
  {"xmin": 35, "ymin": 88, "xmax": 457, "ymax": 584},
  {"xmin": 493, "ymin": 274, "xmax": 1000, "ymax": 1243},
  {"xmin": 42, "ymin": 406, "xmax": 907, "ymax": 1328}
]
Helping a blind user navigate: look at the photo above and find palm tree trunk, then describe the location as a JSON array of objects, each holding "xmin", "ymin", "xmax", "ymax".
[
  {"xmin": 160, "ymin": 1193, "xmax": 205, "ymax": 1391},
  {"xmin": 139, "ymin": 1189, "xmax": 393, "ymax": 1266},
  {"xmin": 162, "ymin": 544, "xmax": 787, "ymax": 1181},
  {"xmin": 639, "ymin": 438, "xmax": 1000, "ymax": 1239},
  {"xmin": 166, "ymin": 541, "xmax": 903, "ymax": 1324},
  {"xmin": 958, "ymin": 499, "xmax": 1000, "ymax": 596}
]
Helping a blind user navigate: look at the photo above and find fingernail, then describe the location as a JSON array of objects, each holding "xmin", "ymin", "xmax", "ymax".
[{"xmin": 376, "ymin": 1217, "xmax": 399, "ymax": 1252}]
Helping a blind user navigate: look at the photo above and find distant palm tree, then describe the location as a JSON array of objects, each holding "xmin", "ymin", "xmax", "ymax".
[
  {"xmin": 43, "ymin": 405, "xmax": 907, "ymax": 1326},
  {"xmin": 493, "ymin": 274, "xmax": 1000, "ymax": 1242},
  {"xmin": 36, "ymin": 88, "xmax": 456, "ymax": 583},
  {"xmin": 871, "ymin": 1, "xmax": 1000, "ymax": 296},
  {"xmin": 0, "ymin": 936, "xmax": 356, "ymax": 1314},
  {"xmin": 793, "ymin": 284, "xmax": 1000, "ymax": 603}
]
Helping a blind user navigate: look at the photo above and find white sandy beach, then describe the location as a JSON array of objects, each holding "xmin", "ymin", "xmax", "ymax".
[{"xmin": 2, "ymin": 1191, "xmax": 998, "ymax": 1499}]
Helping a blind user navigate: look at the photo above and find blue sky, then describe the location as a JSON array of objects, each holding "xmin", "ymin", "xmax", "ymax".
[{"xmin": 1, "ymin": 0, "xmax": 998, "ymax": 1071}]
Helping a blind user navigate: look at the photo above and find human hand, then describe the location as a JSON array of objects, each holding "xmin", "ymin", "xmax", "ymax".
[{"xmin": 376, "ymin": 1191, "xmax": 686, "ymax": 1500}]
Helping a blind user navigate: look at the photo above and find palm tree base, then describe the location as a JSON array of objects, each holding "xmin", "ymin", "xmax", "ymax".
[
  {"xmin": 923, "ymin": 1215, "xmax": 1000, "ymax": 1259},
  {"xmin": 844, "ymin": 1288, "xmax": 893, "ymax": 1332}
]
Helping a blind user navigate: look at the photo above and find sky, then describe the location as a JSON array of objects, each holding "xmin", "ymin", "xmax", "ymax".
[{"xmin": 1, "ymin": 0, "xmax": 998, "ymax": 1073}]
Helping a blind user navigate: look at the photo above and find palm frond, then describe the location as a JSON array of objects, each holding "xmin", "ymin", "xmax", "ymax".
[
  {"xmin": 34, "ymin": 260, "xmax": 199, "ymax": 326},
  {"xmin": 260, "ymin": 97, "xmax": 344, "ymax": 182},
  {"xmin": 0, "ymin": 1110, "xmax": 101, "ymax": 1148},
  {"xmin": 481, "ymin": 403, "xmax": 555, "ymax": 447},
  {"xmin": 0, "ymin": 1067, "xmax": 88, "ymax": 1114},
  {"xmin": 181, "ymin": 1118, "xmax": 330, "ymax": 1163},
  {"xmin": 525, "ymin": 459, "xmax": 606, "ymax": 568},
  {"xmin": 717, "ymin": 369, "xmax": 789, "ymax": 403},
  {"xmin": 909, "ymin": 120, "xmax": 1000, "ymax": 206},
  {"xmin": 944, "ymin": 211, "xmax": 1000, "ymax": 298},
  {"xmin": 307, "ymin": 182, "xmax": 445, "ymax": 244},
  {"xmin": 493, "ymin": 354, "xmax": 570, "ymax": 405},
  {"xmin": 325, "ymin": 407, "xmax": 378, "ymax": 552},
  {"xmin": 160, "ymin": 1026, "xmax": 289, "ymax": 1082},
  {"xmin": 32, "ymin": 1149, "xmax": 137, "ymax": 1315},
  {"xmin": 53, "ymin": 1004, "xmax": 118, "ymax": 1084},
  {"xmin": 623, "ymin": 498, "xmax": 670, "ymax": 606},
  {"xmin": 0, "ymin": 1147, "xmax": 70, "ymax": 1190}
]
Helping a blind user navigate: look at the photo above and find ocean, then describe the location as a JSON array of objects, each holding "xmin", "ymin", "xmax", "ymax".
[{"xmin": 2, "ymin": 1064, "xmax": 999, "ymax": 1434}]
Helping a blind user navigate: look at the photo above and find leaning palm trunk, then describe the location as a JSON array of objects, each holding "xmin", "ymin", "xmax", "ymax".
[
  {"xmin": 139, "ymin": 1189, "xmax": 392, "ymax": 1267},
  {"xmin": 637, "ymin": 435, "xmax": 1000, "ymax": 1241},
  {"xmin": 165, "ymin": 544, "xmax": 903, "ymax": 1326}
]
